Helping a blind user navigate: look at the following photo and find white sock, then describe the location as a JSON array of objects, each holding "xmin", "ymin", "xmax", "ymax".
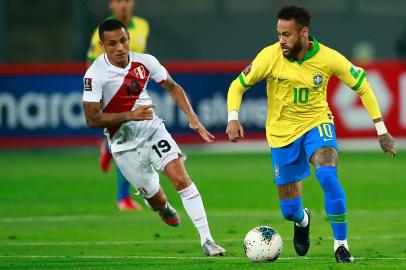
[
  {"xmin": 334, "ymin": 239, "xmax": 349, "ymax": 251},
  {"xmin": 295, "ymin": 210, "xmax": 308, "ymax": 227},
  {"xmin": 178, "ymin": 182, "xmax": 214, "ymax": 245}
]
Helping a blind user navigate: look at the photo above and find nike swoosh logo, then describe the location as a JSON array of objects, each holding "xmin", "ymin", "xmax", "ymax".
[{"xmin": 277, "ymin": 78, "xmax": 287, "ymax": 82}]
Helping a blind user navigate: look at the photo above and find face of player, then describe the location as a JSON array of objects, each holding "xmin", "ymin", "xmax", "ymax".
[
  {"xmin": 100, "ymin": 28, "xmax": 130, "ymax": 68},
  {"xmin": 109, "ymin": 0, "xmax": 135, "ymax": 21},
  {"xmin": 277, "ymin": 19, "xmax": 308, "ymax": 58}
]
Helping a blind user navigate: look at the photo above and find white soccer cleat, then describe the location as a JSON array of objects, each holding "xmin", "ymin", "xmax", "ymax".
[{"xmin": 202, "ymin": 239, "xmax": 226, "ymax": 256}]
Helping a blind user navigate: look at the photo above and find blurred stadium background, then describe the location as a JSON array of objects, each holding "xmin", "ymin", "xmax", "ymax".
[
  {"xmin": 0, "ymin": 0, "xmax": 405, "ymax": 149},
  {"xmin": 1, "ymin": 0, "xmax": 406, "ymax": 62},
  {"xmin": 1, "ymin": 0, "xmax": 406, "ymax": 269}
]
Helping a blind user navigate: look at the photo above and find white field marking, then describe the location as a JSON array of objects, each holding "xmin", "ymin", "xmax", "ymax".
[
  {"xmin": 1, "ymin": 209, "xmax": 405, "ymax": 223},
  {"xmin": 0, "ymin": 212, "xmax": 274, "ymax": 223},
  {"xmin": 2, "ymin": 235, "xmax": 406, "ymax": 246},
  {"xmin": 0, "ymin": 214, "xmax": 111, "ymax": 223},
  {"xmin": 0, "ymin": 211, "xmax": 283, "ymax": 223},
  {"xmin": 1, "ymin": 239, "xmax": 236, "ymax": 246},
  {"xmin": 0, "ymin": 255, "xmax": 405, "ymax": 261}
]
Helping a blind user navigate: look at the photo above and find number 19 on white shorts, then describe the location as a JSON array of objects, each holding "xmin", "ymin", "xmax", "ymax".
[{"xmin": 112, "ymin": 127, "xmax": 181, "ymax": 198}]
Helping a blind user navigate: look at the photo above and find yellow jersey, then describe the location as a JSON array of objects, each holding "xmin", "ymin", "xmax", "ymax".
[
  {"xmin": 87, "ymin": 16, "xmax": 149, "ymax": 62},
  {"xmin": 227, "ymin": 36, "xmax": 382, "ymax": 148}
]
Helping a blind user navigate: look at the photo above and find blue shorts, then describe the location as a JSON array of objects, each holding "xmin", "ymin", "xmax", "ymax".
[{"xmin": 271, "ymin": 123, "xmax": 338, "ymax": 185}]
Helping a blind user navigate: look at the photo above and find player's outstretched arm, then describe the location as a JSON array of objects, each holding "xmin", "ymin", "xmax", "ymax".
[
  {"xmin": 160, "ymin": 74, "xmax": 215, "ymax": 143},
  {"xmin": 83, "ymin": 101, "xmax": 155, "ymax": 128},
  {"xmin": 373, "ymin": 118, "xmax": 396, "ymax": 157},
  {"xmin": 354, "ymin": 80, "xmax": 396, "ymax": 157},
  {"xmin": 329, "ymin": 51, "xmax": 396, "ymax": 157}
]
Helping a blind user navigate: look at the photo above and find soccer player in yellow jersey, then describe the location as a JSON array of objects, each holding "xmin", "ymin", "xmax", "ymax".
[
  {"xmin": 226, "ymin": 6, "xmax": 396, "ymax": 263},
  {"xmin": 87, "ymin": 0, "xmax": 149, "ymax": 211},
  {"xmin": 87, "ymin": 0, "xmax": 149, "ymax": 63}
]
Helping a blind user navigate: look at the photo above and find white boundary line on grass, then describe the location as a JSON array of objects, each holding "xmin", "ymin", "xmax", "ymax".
[
  {"xmin": 2, "ymin": 235, "xmax": 406, "ymax": 246},
  {"xmin": 1, "ymin": 209, "xmax": 405, "ymax": 223},
  {"xmin": 0, "ymin": 211, "xmax": 285, "ymax": 223},
  {"xmin": 0, "ymin": 214, "xmax": 110, "ymax": 223},
  {"xmin": 0, "ymin": 255, "xmax": 405, "ymax": 261}
]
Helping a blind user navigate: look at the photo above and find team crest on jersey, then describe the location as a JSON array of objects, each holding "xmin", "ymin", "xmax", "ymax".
[
  {"xmin": 313, "ymin": 74, "xmax": 323, "ymax": 88},
  {"xmin": 84, "ymin": 78, "xmax": 92, "ymax": 91},
  {"xmin": 134, "ymin": 66, "xmax": 146, "ymax": 79},
  {"xmin": 243, "ymin": 63, "xmax": 252, "ymax": 76}
]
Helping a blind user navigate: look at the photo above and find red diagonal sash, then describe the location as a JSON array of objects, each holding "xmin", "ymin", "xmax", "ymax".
[{"xmin": 103, "ymin": 62, "xmax": 150, "ymax": 138}]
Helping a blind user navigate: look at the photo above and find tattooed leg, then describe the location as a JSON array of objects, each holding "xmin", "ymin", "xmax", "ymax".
[
  {"xmin": 310, "ymin": 146, "xmax": 338, "ymax": 169},
  {"xmin": 277, "ymin": 181, "xmax": 302, "ymax": 200}
]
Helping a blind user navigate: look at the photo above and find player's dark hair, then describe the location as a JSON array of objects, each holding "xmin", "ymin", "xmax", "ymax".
[
  {"xmin": 277, "ymin": 6, "xmax": 311, "ymax": 29},
  {"xmin": 98, "ymin": 19, "xmax": 128, "ymax": 41}
]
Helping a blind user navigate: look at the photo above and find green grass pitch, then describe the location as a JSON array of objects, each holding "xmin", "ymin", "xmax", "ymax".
[{"xmin": 0, "ymin": 149, "xmax": 405, "ymax": 269}]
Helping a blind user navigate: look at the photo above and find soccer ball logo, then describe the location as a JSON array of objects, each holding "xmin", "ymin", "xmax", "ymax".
[{"xmin": 243, "ymin": 226, "xmax": 283, "ymax": 263}]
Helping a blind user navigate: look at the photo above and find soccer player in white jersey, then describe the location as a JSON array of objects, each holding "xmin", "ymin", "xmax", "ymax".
[{"xmin": 82, "ymin": 19, "xmax": 225, "ymax": 256}]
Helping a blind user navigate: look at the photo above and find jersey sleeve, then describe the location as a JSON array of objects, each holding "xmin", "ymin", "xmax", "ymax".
[
  {"xmin": 330, "ymin": 50, "xmax": 382, "ymax": 120},
  {"xmin": 82, "ymin": 66, "xmax": 103, "ymax": 102},
  {"xmin": 145, "ymin": 54, "xmax": 167, "ymax": 83},
  {"xmin": 227, "ymin": 46, "xmax": 274, "ymax": 112},
  {"xmin": 329, "ymin": 50, "xmax": 367, "ymax": 91},
  {"xmin": 87, "ymin": 28, "xmax": 104, "ymax": 62},
  {"xmin": 238, "ymin": 47, "xmax": 274, "ymax": 88}
]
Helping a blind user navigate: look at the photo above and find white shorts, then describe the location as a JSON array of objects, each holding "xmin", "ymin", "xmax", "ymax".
[{"xmin": 112, "ymin": 126, "xmax": 181, "ymax": 198}]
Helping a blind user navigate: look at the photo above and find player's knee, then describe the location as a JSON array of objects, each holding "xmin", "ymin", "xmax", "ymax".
[
  {"xmin": 312, "ymin": 147, "xmax": 338, "ymax": 168},
  {"xmin": 141, "ymin": 182, "xmax": 161, "ymax": 200},
  {"xmin": 171, "ymin": 174, "xmax": 192, "ymax": 191},
  {"xmin": 280, "ymin": 201, "xmax": 303, "ymax": 222}
]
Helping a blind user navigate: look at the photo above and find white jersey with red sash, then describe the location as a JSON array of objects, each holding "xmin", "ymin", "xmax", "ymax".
[{"xmin": 83, "ymin": 52, "xmax": 167, "ymax": 153}]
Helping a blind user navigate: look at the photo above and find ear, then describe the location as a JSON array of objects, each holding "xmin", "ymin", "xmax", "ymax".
[
  {"xmin": 301, "ymin": 27, "xmax": 309, "ymax": 38},
  {"xmin": 99, "ymin": 40, "xmax": 105, "ymax": 51},
  {"xmin": 127, "ymin": 31, "xmax": 130, "ymax": 41}
]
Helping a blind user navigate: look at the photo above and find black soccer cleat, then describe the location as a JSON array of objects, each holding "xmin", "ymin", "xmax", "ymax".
[
  {"xmin": 293, "ymin": 208, "xmax": 311, "ymax": 256},
  {"xmin": 335, "ymin": 245, "xmax": 355, "ymax": 263}
]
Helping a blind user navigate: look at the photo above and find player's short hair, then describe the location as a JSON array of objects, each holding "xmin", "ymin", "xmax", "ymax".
[
  {"xmin": 98, "ymin": 19, "xmax": 128, "ymax": 41},
  {"xmin": 277, "ymin": 6, "xmax": 311, "ymax": 29}
]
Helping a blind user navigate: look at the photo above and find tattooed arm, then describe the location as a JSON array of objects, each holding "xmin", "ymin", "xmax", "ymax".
[{"xmin": 373, "ymin": 118, "xmax": 396, "ymax": 157}]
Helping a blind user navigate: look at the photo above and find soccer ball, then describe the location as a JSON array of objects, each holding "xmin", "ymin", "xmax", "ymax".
[{"xmin": 243, "ymin": 226, "xmax": 283, "ymax": 263}]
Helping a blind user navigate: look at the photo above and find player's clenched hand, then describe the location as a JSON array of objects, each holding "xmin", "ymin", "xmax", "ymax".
[
  {"xmin": 189, "ymin": 120, "xmax": 215, "ymax": 143},
  {"xmin": 378, "ymin": 133, "xmax": 396, "ymax": 157},
  {"xmin": 226, "ymin": 120, "xmax": 244, "ymax": 143},
  {"xmin": 128, "ymin": 104, "xmax": 155, "ymax": 121}
]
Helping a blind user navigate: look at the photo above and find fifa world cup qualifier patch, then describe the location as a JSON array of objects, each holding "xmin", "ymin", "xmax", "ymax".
[
  {"xmin": 243, "ymin": 63, "xmax": 252, "ymax": 76},
  {"xmin": 84, "ymin": 78, "xmax": 92, "ymax": 91}
]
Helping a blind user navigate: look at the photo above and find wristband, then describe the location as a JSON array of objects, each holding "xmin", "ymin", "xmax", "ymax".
[
  {"xmin": 228, "ymin": 110, "xmax": 239, "ymax": 122},
  {"xmin": 375, "ymin": 121, "xmax": 388, "ymax": 135}
]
